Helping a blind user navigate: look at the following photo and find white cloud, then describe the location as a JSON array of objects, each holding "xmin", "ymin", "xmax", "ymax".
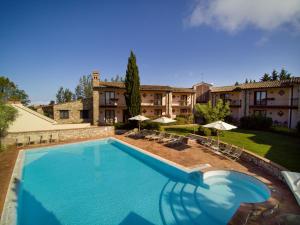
[{"xmin": 186, "ymin": 0, "xmax": 300, "ymax": 33}]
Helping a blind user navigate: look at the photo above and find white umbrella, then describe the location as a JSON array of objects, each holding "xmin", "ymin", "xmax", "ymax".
[
  {"xmin": 203, "ymin": 120, "xmax": 237, "ymax": 146},
  {"xmin": 152, "ymin": 116, "xmax": 176, "ymax": 124},
  {"xmin": 129, "ymin": 115, "xmax": 150, "ymax": 131}
]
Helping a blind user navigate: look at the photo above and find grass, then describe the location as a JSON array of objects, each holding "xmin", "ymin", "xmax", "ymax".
[
  {"xmin": 162, "ymin": 124, "xmax": 199, "ymax": 136},
  {"xmin": 163, "ymin": 125, "xmax": 300, "ymax": 171}
]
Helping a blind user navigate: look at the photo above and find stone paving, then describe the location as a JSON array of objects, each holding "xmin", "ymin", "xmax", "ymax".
[
  {"xmin": 1, "ymin": 135, "xmax": 299, "ymax": 224},
  {"xmin": 116, "ymin": 135, "xmax": 300, "ymax": 224}
]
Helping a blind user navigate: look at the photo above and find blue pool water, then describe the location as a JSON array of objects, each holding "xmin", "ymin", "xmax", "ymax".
[{"xmin": 17, "ymin": 138, "xmax": 270, "ymax": 225}]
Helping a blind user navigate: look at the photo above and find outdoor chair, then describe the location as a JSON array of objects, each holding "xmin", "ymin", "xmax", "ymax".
[
  {"xmin": 210, "ymin": 139, "xmax": 220, "ymax": 151},
  {"xmin": 158, "ymin": 133, "xmax": 174, "ymax": 143},
  {"xmin": 219, "ymin": 144, "xmax": 233, "ymax": 155},
  {"xmin": 230, "ymin": 148, "xmax": 243, "ymax": 161},
  {"xmin": 144, "ymin": 131, "xmax": 157, "ymax": 140},
  {"xmin": 203, "ymin": 137, "xmax": 213, "ymax": 147},
  {"xmin": 40, "ymin": 134, "xmax": 49, "ymax": 143},
  {"xmin": 150, "ymin": 132, "xmax": 165, "ymax": 141},
  {"xmin": 50, "ymin": 133, "xmax": 59, "ymax": 142},
  {"xmin": 167, "ymin": 136, "xmax": 185, "ymax": 147},
  {"xmin": 29, "ymin": 135, "xmax": 41, "ymax": 144},
  {"xmin": 16, "ymin": 135, "xmax": 26, "ymax": 146}
]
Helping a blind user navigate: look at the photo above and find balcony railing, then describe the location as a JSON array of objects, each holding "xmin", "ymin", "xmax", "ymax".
[{"xmin": 251, "ymin": 98, "xmax": 299, "ymax": 108}]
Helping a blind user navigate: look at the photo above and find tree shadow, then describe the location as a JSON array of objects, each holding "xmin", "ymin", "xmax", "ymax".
[
  {"xmin": 228, "ymin": 129, "xmax": 300, "ymax": 171},
  {"xmin": 12, "ymin": 178, "xmax": 62, "ymax": 225}
]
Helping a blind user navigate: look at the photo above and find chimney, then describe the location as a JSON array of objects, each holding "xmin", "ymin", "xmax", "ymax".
[{"xmin": 92, "ymin": 71, "xmax": 100, "ymax": 87}]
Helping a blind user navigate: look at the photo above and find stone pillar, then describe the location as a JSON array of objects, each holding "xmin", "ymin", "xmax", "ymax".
[{"xmin": 92, "ymin": 71, "xmax": 100, "ymax": 125}]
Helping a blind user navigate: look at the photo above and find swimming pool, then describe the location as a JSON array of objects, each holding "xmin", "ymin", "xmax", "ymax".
[{"xmin": 8, "ymin": 138, "xmax": 270, "ymax": 225}]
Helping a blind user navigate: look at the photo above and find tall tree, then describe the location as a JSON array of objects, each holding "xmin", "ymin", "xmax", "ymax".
[
  {"xmin": 125, "ymin": 51, "xmax": 141, "ymax": 117},
  {"xmin": 245, "ymin": 78, "xmax": 249, "ymax": 83},
  {"xmin": 0, "ymin": 76, "xmax": 30, "ymax": 105},
  {"xmin": 75, "ymin": 75, "xmax": 92, "ymax": 100},
  {"xmin": 261, "ymin": 73, "xmax": 271, "ymax": 81},
  {"xmin": 194, "ymin": 100, "xmax": 230, "ymax": 123},
  {"xmin": 234, "ymin": 81, "xmax": 239, "ymax": 86},
  {"xmin": 55, "ymin": 87, "xmax": 75, "ymax": 103},
  {"xmin": 271, "ymin": 70, "xmax": 279, "ymax": 81},
  {"xmin": 279, "ymin": 68, "xmax": 291, "ymax": 80},
  {"xmin": 0, "ymin": 103, "xmax": 18, "ymax": 149}
]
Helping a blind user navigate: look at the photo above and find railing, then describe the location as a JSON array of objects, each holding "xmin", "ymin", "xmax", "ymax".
[{"xmin": 251, "ymin": 98, "xmax": 299, "ymax": 107}]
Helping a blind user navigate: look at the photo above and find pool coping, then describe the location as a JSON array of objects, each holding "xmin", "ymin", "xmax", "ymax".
[{"xmin": 0, "ymin": 137, "xmax": 212, "ymax": 225}]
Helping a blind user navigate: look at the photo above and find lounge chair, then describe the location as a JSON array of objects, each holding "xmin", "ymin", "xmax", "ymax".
[
  {"xmin": 210, "ymin": 139, "xmax": 220, "ymax": 151},
  {"xmin": 40, "ymin": 134, "xmax": 49, "ymax": 143},
  {"xmin": 158, "ymin": 134, "xmax": 175, "ymax": 143},
  {"xmin": 124, "ymin": 128, "xmax": 139, "ymax": 137},
  {"xmin": 203, "ymin": 137, "xmax": 213, "ymax": 147},
  {"xmin": 227, "ymin": 147, "xmax": 243, "ymax": 161},
  {"xmin": 16, "ymin": 136, "xmax": 26, "ymax": 146},
  {"xmin": 219, "ymin": 144, "xmax": 233, "ymax": 155},
  {"xmin": 29, "ymin": 135, "xmax": 41, "ymax": 144},
  {"xmin": 167, "ymin": 136, "xmax": 185, "ymax": 147},
  {"xmin": 144, "ymin": 131, "xmax": 157, "ymax": 140},
  {"xmin": 150, "ymin": 132, "xmax": 166, "ymax": 141},
  {"xmin": 50, "ymin": 133, "xmax": 59, "ymax": 142}
]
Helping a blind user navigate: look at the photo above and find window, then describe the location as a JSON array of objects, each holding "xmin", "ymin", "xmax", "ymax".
[
  {"xmin": 105, "ymin": 110, "xmax": 115, "ymax": 124},
  {"xmin": 254, "ymin": 91, "xmax": 267, "ymax": 105},
  {"xmin": 154, "ymin": 93, "xmax": 162, "ymax": 106},
  {"xmin": 105, "ymin": 91, "xmax": 115, "ymax": 105},
  {"xmin": 154, "ymin": 109, "xmax": 162, "ymax": 116},
  {"xmin": 180, "ymin": 109, "xmax": 188, "ymax": 114},
  {"xmin": 220, "ymin": 93, "xmax": 230, "ymax": 103},
  {"xmin": 59, "ymin": 110, "xmax": 69, "ymax": 119},
  {"xmin": 253, "ymin": 110, "xmax": 266, "ymax": 117},
  {"xmin": 180, "ymin": 95, "xmax": 187, "ymax": 106},
  {"xmin": 80, "ymin": 110, "xmax": 89, "ymax": 119}
]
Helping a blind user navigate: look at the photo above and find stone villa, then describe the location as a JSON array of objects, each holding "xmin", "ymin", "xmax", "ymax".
[{"xmin": 36, "ymin": 71, "xmax": 300, "ymax": 128}]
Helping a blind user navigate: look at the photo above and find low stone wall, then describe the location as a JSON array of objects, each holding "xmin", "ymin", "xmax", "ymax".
[
  {"xmin": 187, "ymin": 134, "xmax": 288, "ymax": 181},
  {"xmin": 239, "ymin": 148, "xmax": 287, "ymax": 181},
  {"xmin": 3, "ymin": 126, "xmax": 114, "ymax": 146}
]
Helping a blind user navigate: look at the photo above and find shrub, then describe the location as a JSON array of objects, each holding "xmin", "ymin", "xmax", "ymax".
[
  {"xmin": 114, "ymin": 122, "xmax": 135, "ymax": 130},
  {"xmin": 175, "ymin": 115, "xmax": 194, "ymax": 125},
  {"xmin": 197, "ymin": 125, "xmax": 211, "ymax": 136},
  {"xmin": 297, "ymin": 121, "xmax": 300, "ymax": 133},
  {"xmin": 141, "ymin": 121, "xmax": 161, "ymax": 130},
  {"xmin": 240, "ymin": 115, "xmax": 273, "ymax": 130}
]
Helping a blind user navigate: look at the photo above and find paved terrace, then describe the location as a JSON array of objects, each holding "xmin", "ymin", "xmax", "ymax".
[
  {"xmin": 117, "ymin": 135, "xmax": 300, "ymax": 224},
  {"xmin": 0, "ymin": 134, "xmax": 299, "ymax": 225}
]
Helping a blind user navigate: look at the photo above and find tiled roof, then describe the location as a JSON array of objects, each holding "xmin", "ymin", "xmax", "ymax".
[
  {"xmin": 211, "ymin": 77, "xmax": 300, "ymax": 93},
  {"xmin": 97, "ymin": 81, "xmax": 195, "ymax": 92}
]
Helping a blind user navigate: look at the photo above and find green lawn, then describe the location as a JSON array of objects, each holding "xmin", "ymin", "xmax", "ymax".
[{"xmin": 163, "ymin": 125, "xmax": 300, "ymax": 171}]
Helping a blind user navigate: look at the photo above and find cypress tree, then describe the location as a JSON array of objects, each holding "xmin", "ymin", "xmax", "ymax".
[{"xmin": 125, "ymin": 51, "xmax": 141, "ymax": 117}]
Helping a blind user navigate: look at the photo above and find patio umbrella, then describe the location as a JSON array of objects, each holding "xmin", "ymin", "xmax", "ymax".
[
  {"xmin": 129, "ymin": 115, "xmax": 150, "ymax": 131},
  {"xmin": 203, "ymin": 120, "xmax": 237, "ymax": 145},
  {"xmin": 152, "ymin": 116, "xmax": 176, "ymax": 124}
]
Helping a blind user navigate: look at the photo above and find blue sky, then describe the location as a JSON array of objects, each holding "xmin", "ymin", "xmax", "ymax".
[{"xmin": 1, "ymin": 0, "xmax": 300, "ymax": 104}]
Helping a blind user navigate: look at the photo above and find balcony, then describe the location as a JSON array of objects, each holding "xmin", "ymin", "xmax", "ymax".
[
  {"xmin": 229, "ymin": 100, "xmax": 241, "ymax": 107},
  {"xmin": 250, "ymin": 98, "xmax": 299, "ymax": 109},
  {"xmin": 101, "ymin": 98, "xmax": 119, "ymax": 107}
]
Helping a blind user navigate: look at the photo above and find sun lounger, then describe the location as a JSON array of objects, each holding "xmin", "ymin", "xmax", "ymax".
[
  {"xmin": 281, "ymin": 171, "xmax": 300, "ymax": 206},
  {"xmin": 29, "ymin": 135, "xmax": 41, "ymax": 144},
  {"xmin": 219, "ymin": 144, "xmax": 233, "ymax": 155},
  {"xmin": 150, "ymin": 132, "xmax": 166, "ymax": 141},
  {"xmin": 144, "ymin": 131, "xmax": 157, "ymax": 140},
  {"xmin": 16, "ymin": 135, "xmax": 26, "ymax": 146},
  {"xmin": 225, "ymin": 147, "xmax": 243, "ymax": 161},
  {"xmin": 203, "ymin": 137, "xmax": 213, "ymax": 147},
  {"xmin": 210, "ymin": 139, "xmax": 220, "ymax": 151},
  {"xmin": 50, "ymin": 133, "xmax": 59, "ymax": 142},
  {"xmin": 167, "ymin": 136, "xmax": 185, "ymax": 147},
  {"xmin": 158, "ymin": 134, "xmax": 175, "ymax": 143},
  {"xmin": 40, "ymin": 134, "xmax": 50, "ymax": 143}
]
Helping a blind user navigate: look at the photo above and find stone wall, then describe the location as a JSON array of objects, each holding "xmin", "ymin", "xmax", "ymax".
[
  {"xmin": 4, "ymin": 126, "xmax": 114, "ymax": 146},
  {"xmin": 53, "ymin": 99, "xmax": 93, "ymax": 124},
  {"xmin": 239, "ymin": 148, "xmax": 287, "ymax": 181}
]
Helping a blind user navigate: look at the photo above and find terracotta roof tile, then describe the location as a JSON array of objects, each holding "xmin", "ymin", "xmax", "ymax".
[
  {"xmin": 97, "ymin": 81, "xmax": 195, "ymax": 92},
  {"xmin": 211, "ymin": 77, "xmax": 300, "ymax": 93}
]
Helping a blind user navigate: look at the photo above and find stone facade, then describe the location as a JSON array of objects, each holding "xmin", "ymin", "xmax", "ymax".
[
  {"xmin": 37, "ymin": 99, "xmax": 93, "ymax": 124},
  {"xmin": 4, "ymin": 126, "xmax": 114, "ymax": 146},
  {"xmin": 211, "ymin": 80, "xmax": 300, "ymax": 128}
]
